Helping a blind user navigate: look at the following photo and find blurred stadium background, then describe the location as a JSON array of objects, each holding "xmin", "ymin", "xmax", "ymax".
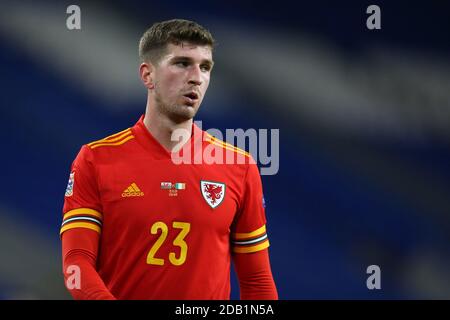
[{"xmin": 0, "ymin": 0, "xmax": 449, "ymax": 299}]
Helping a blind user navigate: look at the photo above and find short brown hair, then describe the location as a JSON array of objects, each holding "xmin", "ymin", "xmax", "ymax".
[{"xmin": 139, "ymin": 19, "xmax": 215, "ymax": 63}]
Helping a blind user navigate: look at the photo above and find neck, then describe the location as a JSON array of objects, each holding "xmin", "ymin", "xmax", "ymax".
[{"xmin": 143, "ymin": 97, "xmax": 193, "ymax": 153}]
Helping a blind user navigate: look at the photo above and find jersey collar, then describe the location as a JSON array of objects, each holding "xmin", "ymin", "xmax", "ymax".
[{"xmin": 132, "ymin": 115, "xmax": 205, "ymax": 161}]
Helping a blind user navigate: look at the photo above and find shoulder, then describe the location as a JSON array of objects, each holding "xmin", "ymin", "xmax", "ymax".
[
  {"xmin": 78, "ymin": 127, "xmax": 136, "ymax": 163},
  {"xmin": 202, "ymin": 132, "xmax": 259, "ymax": 178},
  {"xmin": 203, "ymin": 133, "xmax": 256, "ymax": 164},
  {"xmin": 86, "ymin": 127, "xmax": 135, "ymax": 150}
]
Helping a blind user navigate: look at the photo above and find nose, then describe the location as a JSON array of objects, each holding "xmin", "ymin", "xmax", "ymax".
[{"xmin": 188, "ymin": 65, "xmax": 202, "ymax": 86}]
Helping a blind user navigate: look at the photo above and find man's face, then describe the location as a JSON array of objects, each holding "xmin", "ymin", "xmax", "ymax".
[{"xmin": 151, "ymin": 42, "xmax": 213, "ymax": 123}]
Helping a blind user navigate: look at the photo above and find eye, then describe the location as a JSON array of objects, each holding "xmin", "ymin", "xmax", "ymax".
[
  {"xmin": 175, "ymin": 61, "xmax": 189, "ymax": 68},
  {"xmin": 200, "ymin": 64, "xmax": 211, "ymax": 72}
]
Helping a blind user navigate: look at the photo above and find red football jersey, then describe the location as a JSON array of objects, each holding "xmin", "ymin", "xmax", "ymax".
[{"xmin": 61, "ymin": 115, "xmax": 270, "ymax": 299}]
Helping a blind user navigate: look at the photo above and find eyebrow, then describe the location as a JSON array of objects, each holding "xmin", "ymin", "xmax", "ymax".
[{"xmin": 172, "ymin": 56, "xmax": 214, "ymax": 67}]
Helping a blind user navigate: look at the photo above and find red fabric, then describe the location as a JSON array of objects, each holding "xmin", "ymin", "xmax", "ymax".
[
  {"xmin": 61, "ymin": 115, "xmax": 276, "ymax": 299},
  {"xmin": 62, "ymin": 228, "xmax": 115, "ymax": 300},
  {"xmin": 62, "ymin": 228, "xmax": 278, "ymax": 300},
  {"xmin": 233, "ymin": 249, "xmax": 278, "ymax": 300}
]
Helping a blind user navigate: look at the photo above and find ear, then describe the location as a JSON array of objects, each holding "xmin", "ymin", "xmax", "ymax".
[{"xmin": 139, "ymin": 62, "xmax": 155, "ymax": 89}]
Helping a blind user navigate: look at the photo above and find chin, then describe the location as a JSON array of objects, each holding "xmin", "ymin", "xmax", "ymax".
[{"xmin": 170, "ymin": 106, "xmax": 198, "ymax": 122}]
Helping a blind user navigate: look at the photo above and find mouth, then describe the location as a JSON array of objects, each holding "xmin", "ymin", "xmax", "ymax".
[
  {"xmin": 182, "ymin": 91, "xmax": 199, "ymax": 106},
  {"xmin": 183, "ymin": 91, "xmax": 199, "ymax": 100}
]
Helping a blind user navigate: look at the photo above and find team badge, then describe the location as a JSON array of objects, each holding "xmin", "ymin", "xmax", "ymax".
[
  {"xmin": 65, "ymin": 172, "xmax": 75, "ymax": 197},
  {"xmin": 200, "ymin": 180, "xmax": 225, "ymax": 209}
]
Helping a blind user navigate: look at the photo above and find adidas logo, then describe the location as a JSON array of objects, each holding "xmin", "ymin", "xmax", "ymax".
[{"xmin": 122, "ymin": 183, "xmax": 144, "ymax": 197}]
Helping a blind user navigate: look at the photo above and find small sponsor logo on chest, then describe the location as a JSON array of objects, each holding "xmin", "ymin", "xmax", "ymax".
[
  {"xmin": 161, "ymin": 182, "xmax": 186, "ymax": 197},
  {"xmin": 122, "ymin": 182, "xmax": 144, "ymax": 197}
]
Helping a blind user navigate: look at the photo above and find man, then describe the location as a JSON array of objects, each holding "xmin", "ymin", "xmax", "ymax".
[{"xmin": 61, "ymin": 19, "xmax": 278, "ymax": 300}]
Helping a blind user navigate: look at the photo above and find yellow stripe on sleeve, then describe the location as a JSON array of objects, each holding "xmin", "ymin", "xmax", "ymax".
[
  {"xmin": 206, "ymin": 134, "xmax": 247, "ymax": 153},
  {"xmin": 207, "ymin": 140, "xmax": 251, "ymax": 157},
  {"xmin": 89, "ymin": 135, "xmax": 135, "ymax": 149},
  {"xmin": 63, "ymin": 208, "xmax": 103, "ymax": 220},
  {"xmin": 87, "ymin": 128, "xmax": 131, "ymax": 146},
  {"xmin": 88, "ymin": 130, "xmax": 132, "ymax": 147},
  {"xmin": 205, "ymin": 134, "xmax": 251, "ymax": 157},
  {"xmin": 232, "ymin": 240, "xmax": 270, "ymax": 253},
  {"xmin": 233, "ymin": 225, "xmax": 266, "ymax": 240},
  {"xmin": 60, "ymin": 222, "xmax": 101, "ymax": 235}
]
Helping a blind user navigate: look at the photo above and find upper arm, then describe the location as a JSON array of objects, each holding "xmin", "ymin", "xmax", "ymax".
[
  {"xmin": 61, "ymin": 145, "xmax": 103, "ymax": 238},
  {"xmin": 231, "ymin": 163, "xmax": 270, "ymax": 254}
]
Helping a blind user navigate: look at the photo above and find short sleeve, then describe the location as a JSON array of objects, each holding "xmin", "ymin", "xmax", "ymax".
[
  {"xmin": 60, "ymin": 145, "xmax": 103, "ymax": 236},
  {"xmin": 230, "ymin": 163, "xmax": 270, "ymax": 254}
]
